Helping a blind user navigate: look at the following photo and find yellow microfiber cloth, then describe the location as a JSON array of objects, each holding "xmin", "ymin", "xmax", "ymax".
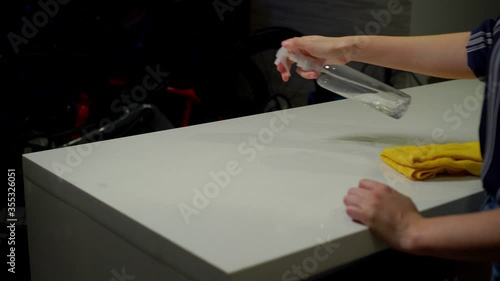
[{"xmin": 380, "ymin": 141, "xmax": 483, "ymax": 180}]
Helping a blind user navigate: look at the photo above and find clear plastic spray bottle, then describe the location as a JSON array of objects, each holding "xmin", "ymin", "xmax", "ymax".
[{"xmin": 275, "ymin": 47, "xmax": 412, "ymax": 119}]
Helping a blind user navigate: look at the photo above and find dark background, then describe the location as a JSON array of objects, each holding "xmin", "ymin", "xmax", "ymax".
[
  {"xmin": 1, "ymin": 1, "xmax": 256, "ymax": 280},
  {"xmin": 1, "ymin": 0, "xmax": 254, "ymax": 150}
]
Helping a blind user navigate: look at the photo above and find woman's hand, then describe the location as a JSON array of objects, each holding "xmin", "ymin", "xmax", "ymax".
[
  {"xmin": 277, "ymin": 35, "xmax": 353, "ymax": 82},
  {"xmin": 343, "ymin": 179, "xmax": 423, "ymax": 251}
]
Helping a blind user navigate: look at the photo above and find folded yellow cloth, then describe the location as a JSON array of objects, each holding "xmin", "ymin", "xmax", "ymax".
[{"xmin": 380, "ymin": 141, "xmax": 483, "ymax": 180}]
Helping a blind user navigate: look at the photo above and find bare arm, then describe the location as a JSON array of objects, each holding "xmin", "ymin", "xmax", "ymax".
[
  {"xmin": 407, "ymin": 208, "xmax": 500, "ymax": 261},
  {"xmin": 279, "ymin": 32, "xmax": 476, "ymax": 81},
  {"xmin": 347, "ymin": 32, "xmax": 475, "ymax": 79}
]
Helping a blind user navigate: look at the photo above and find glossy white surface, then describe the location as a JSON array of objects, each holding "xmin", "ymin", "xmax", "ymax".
[{"xmin": 23, "ymin": 79, "xmax": 486, "ymax": 281}]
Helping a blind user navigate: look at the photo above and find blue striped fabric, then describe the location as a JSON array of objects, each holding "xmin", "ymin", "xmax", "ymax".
[
  {"xmin": 467, "ymin": 18, "xmax": 500, "ymax": 78},
  {"xmin": 467, "ymin": 17, "xmax": 500, "ymax": 202}
]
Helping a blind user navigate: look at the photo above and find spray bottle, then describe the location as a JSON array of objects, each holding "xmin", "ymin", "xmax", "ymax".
[{"xmin": 275, "ymin": 47, "xmax": 412, "ymax": 119}]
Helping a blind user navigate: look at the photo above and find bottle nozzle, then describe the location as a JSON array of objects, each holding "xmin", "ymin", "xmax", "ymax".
[{"xmin": 274, "ymin": 47, "xmax": 323, "ymax": 75}]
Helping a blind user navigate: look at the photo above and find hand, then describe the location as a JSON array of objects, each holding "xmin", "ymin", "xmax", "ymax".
[
  {"xmin": 343, "ymin": 179, "xmax": 423, "ymax": 251},
  {"xmin": 277, "ymin": 35, "xmax": 352, "ymax": 82}
]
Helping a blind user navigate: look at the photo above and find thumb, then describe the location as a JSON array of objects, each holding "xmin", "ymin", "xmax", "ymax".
[{"xmin": 282, "ymin": 37, "xmax": 307, "ymax": 50}]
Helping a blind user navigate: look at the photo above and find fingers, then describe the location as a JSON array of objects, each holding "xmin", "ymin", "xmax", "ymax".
[
  {"xmin": 346, "ymin": 206, "xmax": 364, "ymax": 224},
  {"xmin": 278, "ymin": 64, "xmax": 319, "ymax": 81},
  {"xmin": 296, "ymin": 68, "xmax": 319, "ymax": 79},
  {"xmin": 343, "ymin": 187, "xmax": 364, "ymax": 207},
  {"xmin": 358, "ymin": 179, "xmax": 380, "ymax": 190},
  {"xmin": 344, "ymin": 188, "xmax": 370, "ymax": 225},
  {"xmin": 282, "ymin": 37, "xmax": 309, "ymax": 51},
  {"xmin": 276, "ymin": 63, "xmax": 319, "ymax": 82},
  {"xmin": 281, "ymin": 73, "xmax": 289, "ymax": 82},
  {"xmin": 343, "ymin": 188, "xmax": 368, "ymax": 225},
  {"xmin": 281, "ymin": 38, "xmax": 295, "ymax": 49},
  {"xmin": 359, "ymin": 179, "xmax": 394, "ymax": 194},
  {"xmin": 277, "ymin": 57, "xmax": 296, "ymax": 82},
  {"xmin": 276, "ymin": 63, "xmax": 290, "ymax": 82},
  {"xmin": 277, "ymin": 63, "xmax": 285, "ymax": 72},
  {"xmin": 344, "ymin": 181, "xmax": 391, "ymax": 226}
]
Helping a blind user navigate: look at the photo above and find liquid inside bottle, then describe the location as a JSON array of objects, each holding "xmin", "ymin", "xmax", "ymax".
[{"xmin": 316, "ymin": 64, "xmax": 412, "ymax": 119}]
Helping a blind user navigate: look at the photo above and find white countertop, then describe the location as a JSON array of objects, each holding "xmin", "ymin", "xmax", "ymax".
[{"xmin": 23, "ymin": 79, "xmax": 486, "ymax": 281}]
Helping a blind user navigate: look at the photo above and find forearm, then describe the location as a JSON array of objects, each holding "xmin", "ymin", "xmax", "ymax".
[
  {"xmin": 343, "ymin": 32, "xmax": 475, "ymax": 79},
  {"xmin": 404, "ymin": 208, "xmax": 500, "ymax": 261}
]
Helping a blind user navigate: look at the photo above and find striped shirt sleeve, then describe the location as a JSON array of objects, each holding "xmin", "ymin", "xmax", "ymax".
[{"xmin": 467, "ymin": 17, "xmax": 500, "ymax": 78}]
